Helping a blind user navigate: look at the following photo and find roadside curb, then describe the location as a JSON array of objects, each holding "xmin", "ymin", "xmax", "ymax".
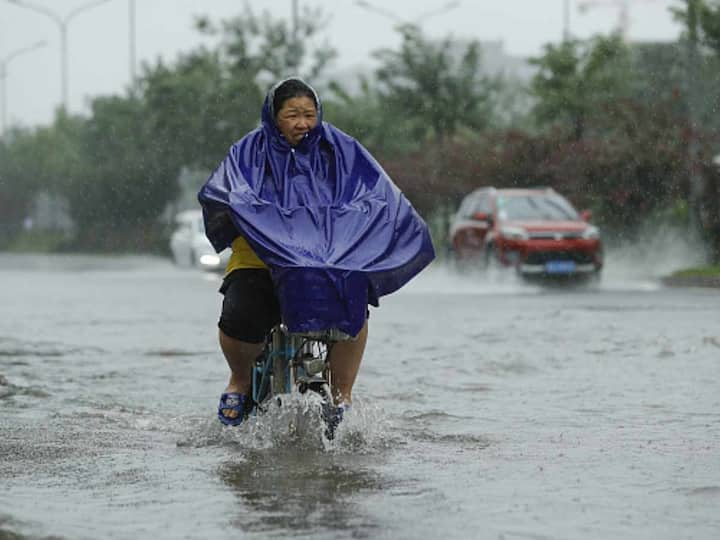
[{"xmin": 661, "ymin": 275, "xmax": 720, "ymax": 289}]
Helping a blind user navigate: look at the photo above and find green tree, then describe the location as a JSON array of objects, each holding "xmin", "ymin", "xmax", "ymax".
[
  {"xmin": 0, "ymin": 131, "xmax": 40, "ymax": 244},
  {"xmin": 140, "ymin": 49, "xmax": 261, "ymax": 174},
  {"xmin": 0, "ymin": 112, "xmax": 85, "ymax": 246},
  {"xmin": 373, "ymin": 24, "xmax": 499, "ymax": 143},
  {"xmin": 196, "ymin": 3, "xmax": 337, "ymax": 84},
  {"xmin": 673, "ymin": 0, "xmax": 720, "ymax": 52},
  {"xmin": 529, "ymin": 34, "xmax": 633, "ymax": 141},
  {"xmin": 671, "ymin": 0, "xmax": 720, "ymax": 253},
  {"xmin": 694, "ymin": 0, "xmax": 720, "ymax": 259},
  {"xmin": 65, "ymin": 94, "xmax": 175, "ymax": 250},
  {"xmin": 699, "ymin": 0, "xmax": 720, "ymax": 50},
  {"xmin": 323, "ymin": 76, "xmax": 421, "ymax": 156}
]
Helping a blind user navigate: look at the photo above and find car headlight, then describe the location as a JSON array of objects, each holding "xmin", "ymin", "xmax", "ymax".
[
  {"xmin": 199, "ymin": 254, "xmax": 221, "ymax": 266},
  {"xmin": 499, "ymin": 226, "xmax": 528, "ymax": 240},
  {"xmin": 582, "ymin": 225, "xmax": 600, "ymax": 239}
]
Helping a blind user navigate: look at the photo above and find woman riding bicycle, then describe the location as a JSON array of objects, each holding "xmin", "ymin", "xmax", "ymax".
[{"xmin": 198, "ymin": 78, "xmax": 434, "ymax": 426}]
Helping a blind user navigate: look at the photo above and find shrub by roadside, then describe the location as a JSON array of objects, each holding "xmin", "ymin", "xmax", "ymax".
[{"xmin": 662, "ymin": 267, "xmax": 720, "ymax": 288}]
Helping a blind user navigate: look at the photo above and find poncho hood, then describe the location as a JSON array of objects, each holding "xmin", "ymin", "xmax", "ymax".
[{"xmin": 199, "ymin": 78, "xmax": 435, "ymax": 336}]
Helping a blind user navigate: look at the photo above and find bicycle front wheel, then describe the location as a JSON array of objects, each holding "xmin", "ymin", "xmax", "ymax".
[{"xmin": 270, "ymin": 329, "xmax": 291, "ymax": 396}]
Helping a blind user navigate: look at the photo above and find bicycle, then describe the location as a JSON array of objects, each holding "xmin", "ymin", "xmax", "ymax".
[{"xmin": 250, "ymin": 324, "xmax": 353, "ymax": 439}]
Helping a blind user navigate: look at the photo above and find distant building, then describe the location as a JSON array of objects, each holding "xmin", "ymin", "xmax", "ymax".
[{"xmin": 459, "ymin": 39, "xmax": 536, "ymax": 82}]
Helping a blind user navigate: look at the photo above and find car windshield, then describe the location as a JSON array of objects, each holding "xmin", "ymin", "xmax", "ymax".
[{"xmin": 497, "ymin": 194, "xmax": 579, "ymax": 221}]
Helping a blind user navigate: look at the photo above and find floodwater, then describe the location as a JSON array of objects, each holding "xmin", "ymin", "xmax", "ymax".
[{"xmin": 1, "ymin": 253, "xmax": 719, "ymax": 540}]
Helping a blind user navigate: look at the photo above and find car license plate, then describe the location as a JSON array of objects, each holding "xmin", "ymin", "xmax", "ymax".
[{"xmin": 545, "ymin": 260, "xmax": 576, "ymax": 274}]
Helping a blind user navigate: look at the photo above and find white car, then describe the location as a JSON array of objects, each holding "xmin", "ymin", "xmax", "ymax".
[{"xmin": 169, "ymin": 210, "xmax": 231, "ymax": 271}]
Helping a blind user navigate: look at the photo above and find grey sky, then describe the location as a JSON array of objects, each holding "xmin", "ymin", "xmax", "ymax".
[{"xmin": 1, "ymin": 0, "xmax": 681, "ymax": 128}]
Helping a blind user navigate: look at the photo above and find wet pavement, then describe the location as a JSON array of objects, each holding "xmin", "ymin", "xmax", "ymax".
[{"xmin": 1, "ymin": 253, "xmax": 719, "ymax": 540}]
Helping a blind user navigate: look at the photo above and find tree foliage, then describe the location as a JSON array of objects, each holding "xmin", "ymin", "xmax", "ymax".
[
  {"xmin": 196, "ymin": 2, "xmax": 337, "ymax": 83},
  {"xmin": 323, "ymin": 76, "xmax": 421, "ymax": 156},
  {"xmin": 373, "ymin": 24, "xmax": 499, "ymax": 143},
  {"xmin": 696, "ymin": 0, "xmax": 720, "ymax": 51},
  {"xmin": 673, "ymin": 0, "xmax": 720, "ymax": 52},
  {"xmin": 529, "ymin": 34, "xmax": 633, "ymax": 140},
  {"xmin": 0, "ymin": 112, "xmax": 85, "ymax": 245},
  {"xmin": 140, "ymin": 49, "xmax": 261, "ymax": 173}
]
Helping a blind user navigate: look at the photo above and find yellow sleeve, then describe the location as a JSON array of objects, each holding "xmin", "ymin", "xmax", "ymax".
[{"xmin": 225, "ymin": 236, "xmax": 268, "ymax": 274}]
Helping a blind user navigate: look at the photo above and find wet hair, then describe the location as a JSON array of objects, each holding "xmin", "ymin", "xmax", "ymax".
[{"xmin": 271, "ymin": 78, "xmax": 318, "ymax": 118}]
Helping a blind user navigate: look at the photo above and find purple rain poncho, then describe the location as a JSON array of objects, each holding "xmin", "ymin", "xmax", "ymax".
[{"xmin": 198, "ymin": 79, "xmax": 434, "ymax": 337}]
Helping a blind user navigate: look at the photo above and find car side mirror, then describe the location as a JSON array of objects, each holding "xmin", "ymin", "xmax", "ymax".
[{"xmin": 580, "ymin": 210, "xmax": 592, "ymax": 222}]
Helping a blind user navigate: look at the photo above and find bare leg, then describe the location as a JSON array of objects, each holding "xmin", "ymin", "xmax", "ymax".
[
  {"xmin": 219, "ymin": 329, "xmax": 263, "ymax": 419},
  {"xmin": 328, "ymin": 320, "xmax": 368, "ymax": 404}
]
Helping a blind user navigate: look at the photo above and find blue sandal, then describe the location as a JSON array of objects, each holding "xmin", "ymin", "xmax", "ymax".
[
  {"xmin": 217, "ymin": 392, "xmax": 250, "ymax": 426},
  {"xmin": 321, "ymin": 402, "xmax": 350, "ymax": 440}
]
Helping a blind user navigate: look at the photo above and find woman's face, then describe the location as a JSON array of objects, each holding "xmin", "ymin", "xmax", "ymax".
[{"xmin": 275, "ymin": 96, "xmax": 318, "ymax": 146}]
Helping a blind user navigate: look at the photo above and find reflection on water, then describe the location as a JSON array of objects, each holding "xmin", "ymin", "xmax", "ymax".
[{"xmin": 219, "ymin": 449, "xmax": 385, "ymax": 536}]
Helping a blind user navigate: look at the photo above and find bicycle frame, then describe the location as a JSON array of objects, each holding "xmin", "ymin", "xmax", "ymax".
[{"xmin": 251, "ymin": 325, "xmax": 352, "ymax": 414}]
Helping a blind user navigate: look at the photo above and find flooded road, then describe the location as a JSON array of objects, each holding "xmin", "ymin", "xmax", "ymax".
[{"xmin": 1, "ymin": 253, "xmax": 719, "ymax": 540}]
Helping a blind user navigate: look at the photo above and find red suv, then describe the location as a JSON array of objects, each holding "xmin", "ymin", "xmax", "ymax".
[{"xmin": 449, "ymin": 187, "xmax": 603, "ymax": 278}]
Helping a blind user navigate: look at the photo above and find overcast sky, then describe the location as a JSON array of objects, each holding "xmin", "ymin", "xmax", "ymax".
[{"xmin": 1, "ymin": 0, "xmax": 682, "ymax": 129}]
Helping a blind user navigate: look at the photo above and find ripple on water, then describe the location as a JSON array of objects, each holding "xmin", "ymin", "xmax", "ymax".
[
  {"xmin": 142, "ymin": 348, "xmax": 214, "ymax": 358},
  {"xmin": 481, "ymin": 358, "xmax": 539, "ymax": 376},
  {"xmin": 215, "ymin": 447, "xmax": 388, "ymax": 537},
  {"xmin": 408, "ymin": 428, "xmax": 492, "ymax": 447},
  {"xmin": 402, "ymin": 409, "xmax": 474, "ymax": 422},
  {"xmin": 0, "ymin": 346, "xmax": 65, "ymax": 358},
  {"xmin": 0, "ymin": 514, "xmax": 65, "ymax": 540},
  {"xmin": 435, "ymin": 381, "xmax": 493, "ymax": 394},
  {"xmin": 0, "ymin": 336, "xmax": 97, "ymax": 360},
  {"xmin": 0, "ymin": 375, "xmax": 51, "ymax": 401},
  {"xmin": 685, "ymin": 486, "xmax": 720, "ymax": 497}
]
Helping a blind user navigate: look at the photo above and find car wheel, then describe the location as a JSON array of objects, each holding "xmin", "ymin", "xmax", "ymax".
[
  {"xmin": 574, "ymin": 269, "xmax": 601, "ymax": 288},
  {"xmin": 452, "ymin": 253, "xmax": 469, "ymax": 273}
]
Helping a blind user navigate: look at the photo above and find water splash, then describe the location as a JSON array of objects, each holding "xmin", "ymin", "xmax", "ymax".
[
  {"xmin": 603, "ymin": 224, "xmax": 708, "ymax": 286},
  {"xmin": 175, "ymin": 394, "xmax": 394, "ymax": 455}
]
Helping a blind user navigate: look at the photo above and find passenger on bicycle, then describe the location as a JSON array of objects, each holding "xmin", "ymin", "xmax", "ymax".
[{"xmin": 198, "ymin": 78, "xmax": 434, "ymax": 427}]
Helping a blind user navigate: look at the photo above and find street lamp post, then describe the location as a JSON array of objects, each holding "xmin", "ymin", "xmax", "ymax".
[
  {"xmin": 291, "ymin": 0, "xmax": 299, "ymax": 73},
  {"xmin": 563, "ymin": 0, "xmax": 571, "ymax": 41},
  {"xmin": 0, "ymin": 40, "xmax": 46, "ymax": 135},
  {"xmin": 129, "ymin": 0, "xmax": 136, "ymax": 89},
  {"xmin": 4, "ymin": 0, "xmax": 112, "ymax": 111}
]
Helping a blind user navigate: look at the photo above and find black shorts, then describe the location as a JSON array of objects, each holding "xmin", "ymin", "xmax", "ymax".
[{"xmin": 218, "ymin": 269, "xmax": 281, "ymax": 344}]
